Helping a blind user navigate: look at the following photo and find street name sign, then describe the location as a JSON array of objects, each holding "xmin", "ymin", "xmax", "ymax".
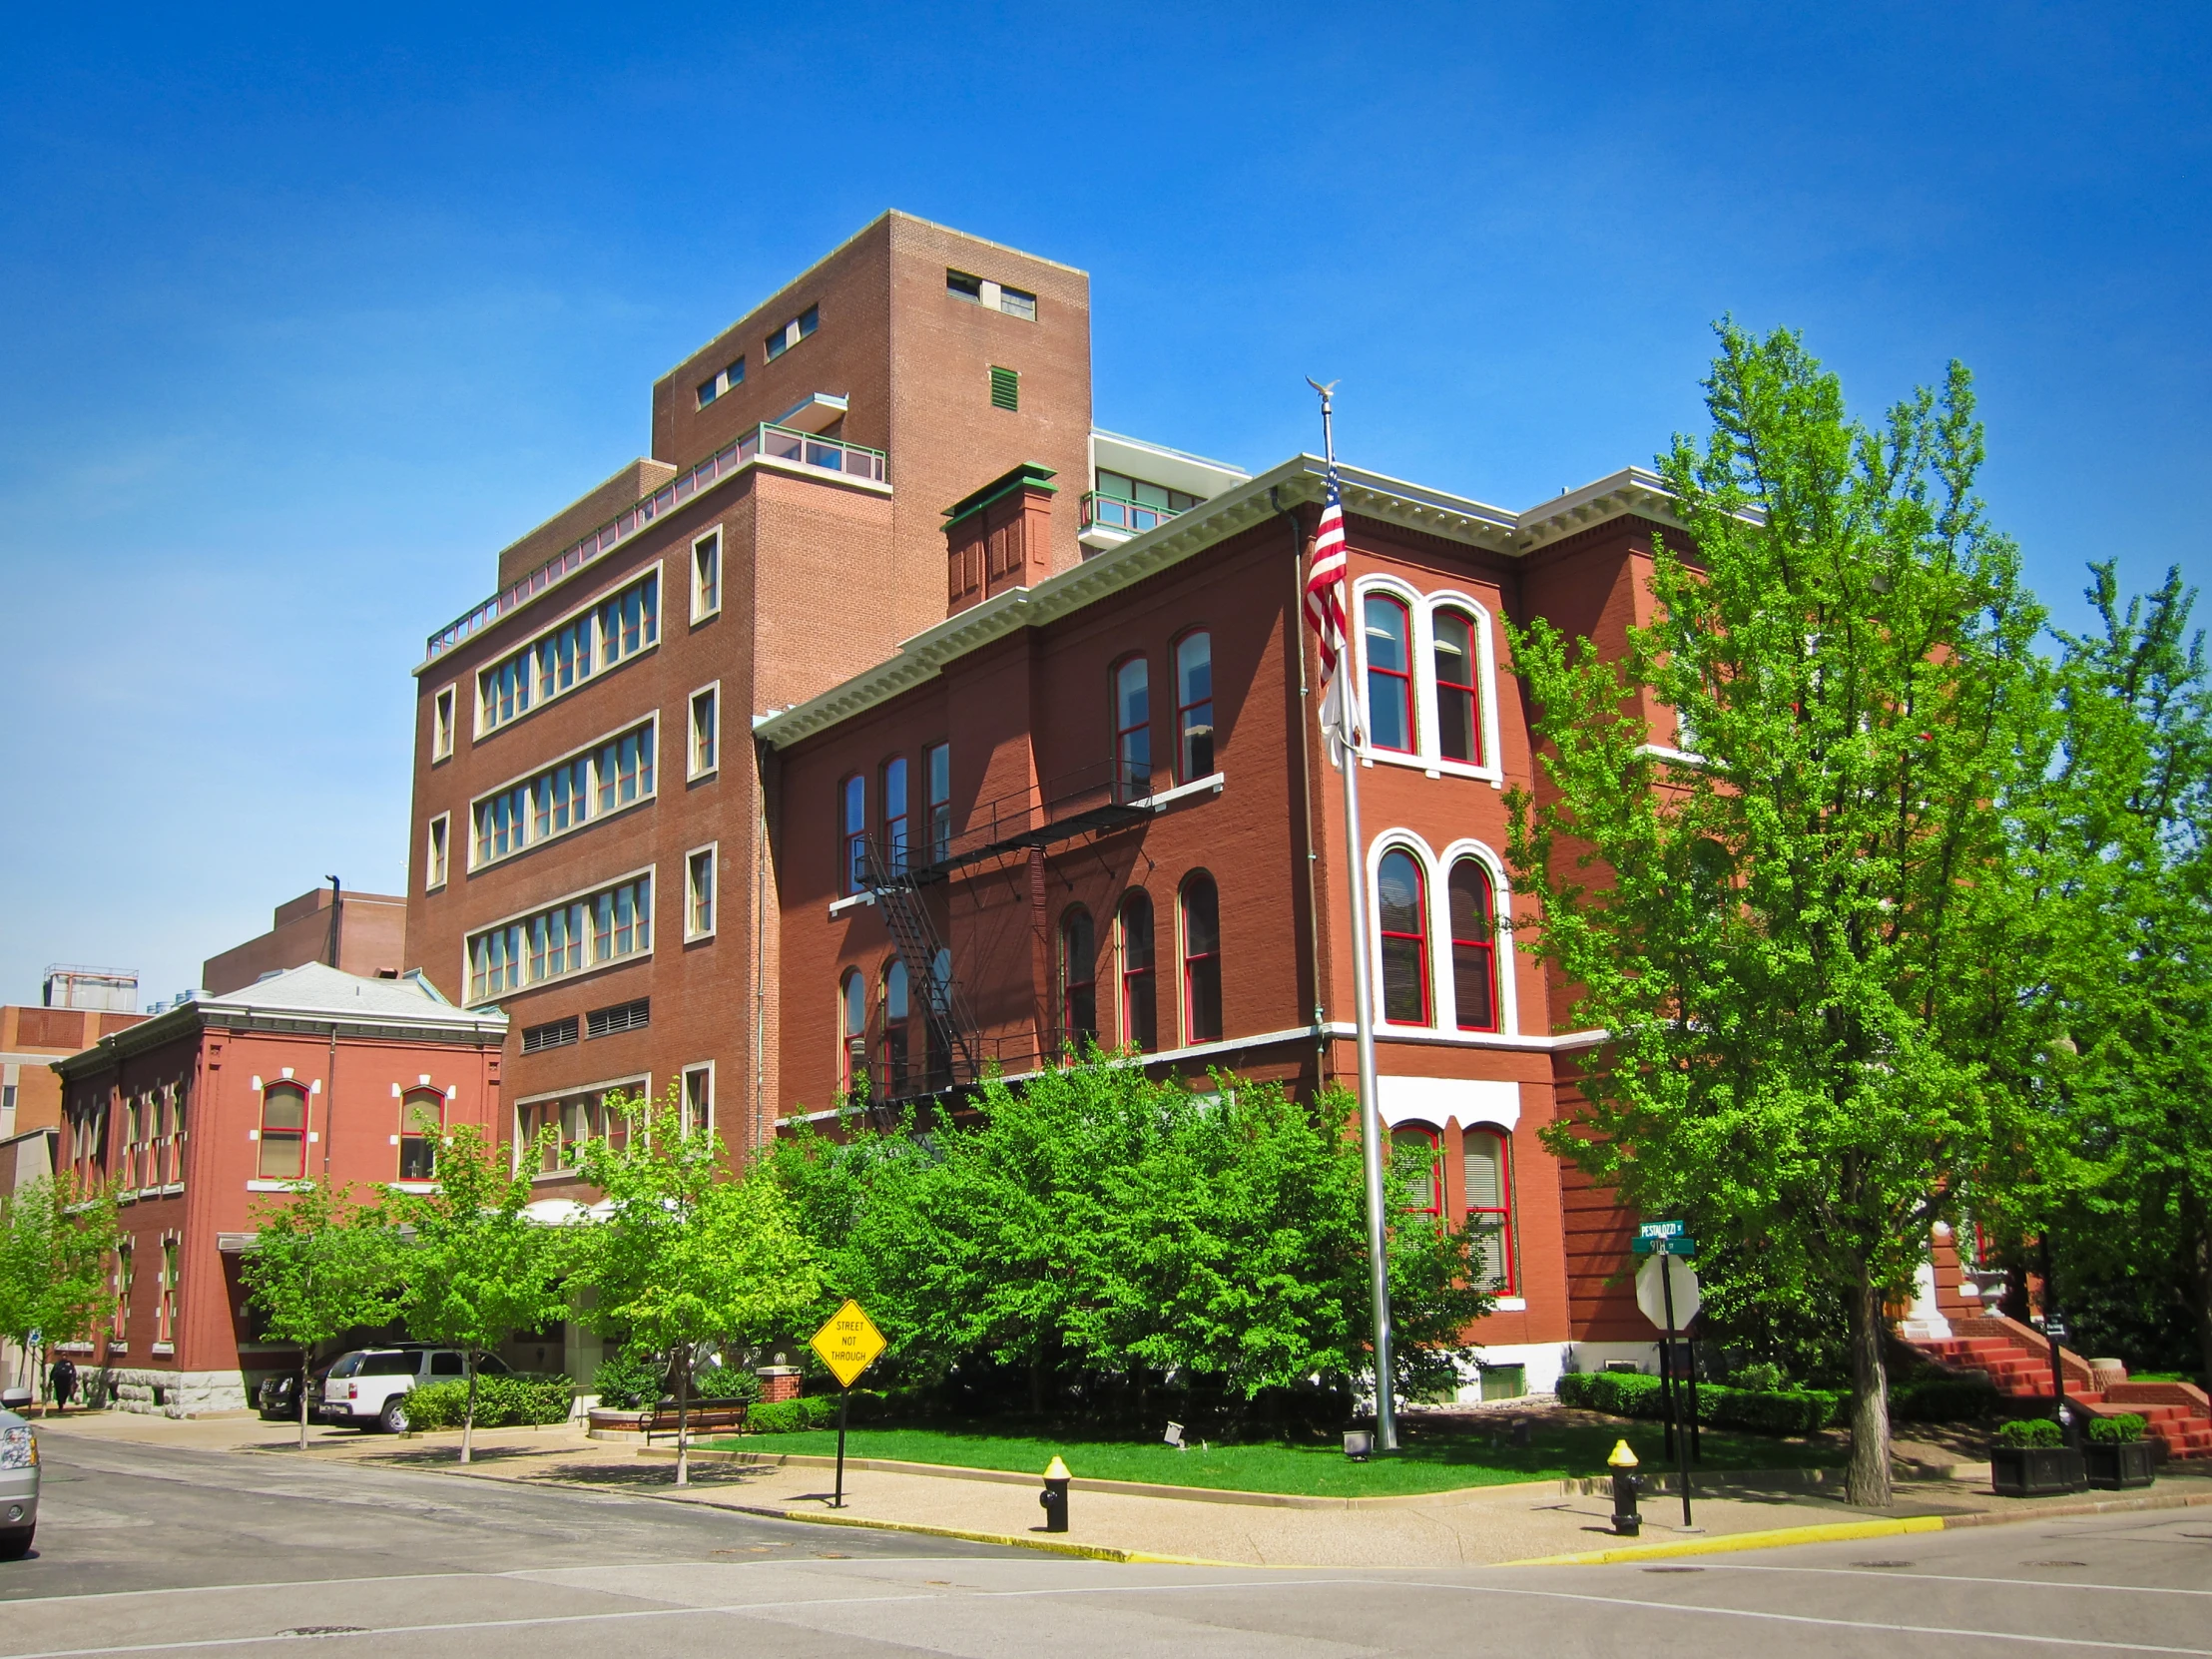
[
  {"xmin": 810, "ymin": 1299, "xmax": 887, "ymax": 1388},
  {"xmin": 1631, "ymin": 1236, "xmax": 1698, "ymax": 1257},
  {"xmin": 1638, "ymin": 1221, "xmax": 1686, "ymax": 1240}
]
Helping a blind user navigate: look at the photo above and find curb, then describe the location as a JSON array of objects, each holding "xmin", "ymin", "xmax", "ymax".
[
  {"xmin": 723, "ymin": 1504, "xmax": 1241, "ymax": 1567},
  {"xmin": 1502, "ymin": 1485, "xmax": 2212, "ymax": 1566}
]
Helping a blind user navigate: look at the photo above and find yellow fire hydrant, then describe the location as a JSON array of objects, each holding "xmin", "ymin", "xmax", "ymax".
[
  {"xmin": 1039, "ymin": 1455, "xmax": 1070, "ymax": 1532},
  {"xmin": 1608, "ymin": 1438, "xmax": 1642, "ymax": 1536}
]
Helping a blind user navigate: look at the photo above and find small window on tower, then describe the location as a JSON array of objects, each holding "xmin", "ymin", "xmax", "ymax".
[{"xmin": 989, "ymin": 366, "xmax": 1020, "ymax": 411}]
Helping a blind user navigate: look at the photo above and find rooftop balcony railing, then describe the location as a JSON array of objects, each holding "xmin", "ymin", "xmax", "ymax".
[
  {"xmin": 424, "ymin": 422, "xmax": 888, "ymax": 662},
  {"xmin": 1079, "ymin": 490, "xmax": 1186, "ymax": 538}
]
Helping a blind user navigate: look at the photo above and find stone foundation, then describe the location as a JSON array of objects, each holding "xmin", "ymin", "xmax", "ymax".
[{"xmin": 93, "ymin": 1368, "xmax": 252, "ymax": 1416}]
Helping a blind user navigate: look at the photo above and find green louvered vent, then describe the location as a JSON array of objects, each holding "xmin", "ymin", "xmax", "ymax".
[{"xmin": 988, "ymin": 365, "xmax": 1020, "ymax": 411}]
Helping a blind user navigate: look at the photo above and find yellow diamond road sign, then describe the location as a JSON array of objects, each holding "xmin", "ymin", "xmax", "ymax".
[{"xmin": 810, "ymin": 1299, "xmax": 886, "ymax": 1388}]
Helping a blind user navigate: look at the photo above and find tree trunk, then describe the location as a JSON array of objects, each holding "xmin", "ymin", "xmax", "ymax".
[
  {"xmin": 1845, "ymin": 1260, "xmax": 1893, "ymax": 1508},
  {"xmin": 298, "ymin": 1354, "xmax": 310, "ymax": 1452},
  {"xmin": 461, "ymin": 1353, "xmax": 478, "ymax": 1464},
  {"xmin": 675, "ymin": 1354, "xmax": 691, "ymax": 1488}
]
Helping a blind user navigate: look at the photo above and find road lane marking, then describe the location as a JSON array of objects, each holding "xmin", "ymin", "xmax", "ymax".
[
  {"xmin": 1361, "ymin": 1577, "xmax": 2212, "ymax": 1655},
  {"xmin": 1695, "ymin": 1562, "xmax": 2212, "ymax": 1598}
]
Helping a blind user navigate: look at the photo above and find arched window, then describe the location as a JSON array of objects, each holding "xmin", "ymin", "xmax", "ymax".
[
  {"xmin": 840, "ymin": 970, "xmax": 867, "ymax": 1094},
  {"xmin": 1060, "ymin": 907, "xmax": 1098, "ymax": 1050},
  {"xmin": 1463, "ymin": 1127, "xmax": 1516, "ymax": 1292},
  {"xmin": 1377, "ymin": 848, "xmax": 1429, "ymax": 1024},
  {"xmin": 879, "ymin": 959, "xmax": 910, "ymax": 1095},
  {"xmin": 1174, "ymin": 631, "xmax": 1214, "ymax": 782},
  {"xmin": 1364, "ymin": 594, "xmax": 1414, "ymax": 753},
  {"xmin": 1432, "ymin": 608, "xmax": 1481, "ymax": 766},
  {"xmin": 1448, "ymin": 858, "xmax": 1499, "ymax": 1032},
  {"xmin": 881, "ymin": 757, "xmax": 909, "ymax": 873},
  {"xmin": 259, "ymin": 1083, "xmax": 307, "ymax": 1181},
  {"xmin": 1118, "ymin": 889, "xmax": 1156, "ymax": 1052},
  {"xmin": 1113, "ymin": 657, "xmax": 1151, "ymax": 799},
  {"xmin": 398, "ymin": 1087, "xmax": 443, "ymax": 1180},
  {"xmin": 1181, "ymin": 873, "xmax": 1222, "ymax": 1042},
  {"xmin": 841, "ymin": 775, "xmax": 867, "ymax": 893},
  {"xmin": 1393, "ymin": 1125, "xmax": 1441, "ymax": 1216}
]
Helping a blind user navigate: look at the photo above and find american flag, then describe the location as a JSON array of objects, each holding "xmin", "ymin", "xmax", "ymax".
[
  {"xmin": 1303, "ymin": 462, "xmax": 1349, "ymax": 675},
  {"xmin": 1303, "ymin": 461, "xmax": 1356, "ymax": 760}
]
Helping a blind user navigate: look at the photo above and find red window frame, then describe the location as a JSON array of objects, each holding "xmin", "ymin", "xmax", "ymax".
[
  {"xmin": 1112, "ymin": 655, "xmax": 1151, "ymax": 799},
  {"xmin": 1462, "ymin": 1126, "xmax": 1516, "ymax": 1294},
  {"xmin": 840, "ymin": 774, "xmax": 867, "ymax": 893},
  {"xmin": 1060, "ymin": 907, "xmax": 1098, "ymax": 1050},
  {"xmin": 881, "ymin": 756, "xmax": 909, "ymax": 873},
  {"xmin": 879, "ymin": 958, "xmax": 911, "ymax": 1094},
  {"xmin": 259, "ymin": 1083, "xmax": 308, "ymax": 1181},
  {"xmin": 839, "ymin": 970, "xmax": 866, "ymax": 1094},
  {"xmin": 1432, "ymin": 608, "xmax": 1482, "ymax": 766},
  {"xmin": 1180, "ymin": 873, "xmax": 1222, "ymax": 1043},
  {"xmin": 1448, "ymin": 858, "xmax": 1500, "ymax": 1032},
  {"xmin": 1392, "ymin": 1125, "xmax": 1442, "ymax": 1216},
  {"xmin": 1173, "ymin": 629, "xmax": 1214, "ymax": 784},
  {"xmin": 1363, "ymin": 593, "xmax": 1415, "ymax": 754},
  {"xmin": 1118, "ymin": 889, "xmax": 1157, "ymax": 1053},
  {"xmin": 1377, "ymin": 847, "xmax": 1430, "ymax": 1025}
]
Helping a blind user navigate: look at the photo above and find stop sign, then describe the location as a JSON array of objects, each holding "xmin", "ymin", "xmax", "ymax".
[{"xmin": 1636, "ymin": 1253, "xmax": 1702, "ymax": 1331}]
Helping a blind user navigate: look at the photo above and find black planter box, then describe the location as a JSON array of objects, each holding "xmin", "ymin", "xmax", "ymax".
[
  {"xmin": 1990, "ymin": 1444, "xmax": 2087, "ymax": 1497},
  {"xmin": 2083, "ymin": 1440, "xmax": 2155, "ymax": 1490}
]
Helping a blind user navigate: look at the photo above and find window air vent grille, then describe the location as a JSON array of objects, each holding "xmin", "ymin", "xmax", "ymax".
[
  {"xmin": 585, "ymin": 998, "xmax": 651, "ymax": 1040},
  {"xmin": 519, "ymin": 1017, "xmax": 578, "ymax": 1055}
]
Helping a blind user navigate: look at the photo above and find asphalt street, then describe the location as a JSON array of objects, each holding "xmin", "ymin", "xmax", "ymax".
[{"xmin": 4, "ymin": 1434, "xmax": 2209, "ymax": 1656}]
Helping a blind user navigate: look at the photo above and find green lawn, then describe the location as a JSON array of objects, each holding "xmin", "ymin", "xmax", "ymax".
[{"xmin": 704, "ymin": 1418, "xmax": 1842, "ymax": 1498}]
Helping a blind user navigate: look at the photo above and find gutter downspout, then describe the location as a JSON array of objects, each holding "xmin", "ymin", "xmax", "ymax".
[{"xmin": 1274, "ymin": 485, "xmax": 1329, "ymax": 1093}]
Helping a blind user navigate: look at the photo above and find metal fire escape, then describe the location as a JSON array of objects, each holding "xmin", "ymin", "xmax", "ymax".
[{"xmin": 852, "ymin": 759, "xmax": 1154, "ymax": 1111}]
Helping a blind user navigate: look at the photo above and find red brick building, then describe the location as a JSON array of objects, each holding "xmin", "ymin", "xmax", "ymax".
[
  {"xmin": 400, "ymin": 211, "xmax": 1693, "ymax": 1393},
  {"xmin": 50, "ymin": 964, "xmax": 506, "ymax": 1413},
  {"xmin": 202, "ymin": 884, "xmax": 407, "ymax": 997}
]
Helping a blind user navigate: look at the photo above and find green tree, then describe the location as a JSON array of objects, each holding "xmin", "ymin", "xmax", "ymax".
[
  {"xmin": 381, "ymin": 1122, "xmax": 568, "ymax": 1462},
  {"xmin": 2031, "ymin": 565, "xmax": 2212, "ymax": 1379},
  {"xmin": 770, "ymin": 1055, "xmax": 1490, "ymax": 1421},
  {"xmin": 0, "ymin": 1175, "xmax": 122, "ymax": 1395},
  {"xmin": 1506, "ymin": 323, "xmax": 2051, "ymax": 1505},
  {"xmin": 572, "ymin": 1085, "xmax": 820, "ymax": 1484},
  {"xmin": 239, "ymin": 1182, "xmax": 395, "ymax": 1448}
]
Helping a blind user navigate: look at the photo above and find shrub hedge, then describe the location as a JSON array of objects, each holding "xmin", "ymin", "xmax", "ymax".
[
  {"xmin": 2087, "ymin": 1412, "xmax": 2145, "ymax": 1443},
  {"xmin": 1995, "ymin": 1416, "xmax": 2063, "ymax": 1448},
  {"xmin": 403, "ymin": 1373, "xmax": 574, "ymax": 1430},
  {"xmin": 1557, "ymin": 1369, "xmax": 2000, "ymax": 1433}
]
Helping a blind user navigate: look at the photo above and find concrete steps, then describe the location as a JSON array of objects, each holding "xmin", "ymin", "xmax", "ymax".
[{"xmin": 1910, "ymin": 1329, "xmax": 2212, "ymax": 1461}]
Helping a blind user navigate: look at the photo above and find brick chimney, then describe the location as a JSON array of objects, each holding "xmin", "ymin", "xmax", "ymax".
[{"xmin": 944, "ymin": 463, "xmax": 1057, "ymax": 617}]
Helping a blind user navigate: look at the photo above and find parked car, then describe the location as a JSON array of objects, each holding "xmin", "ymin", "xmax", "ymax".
[
  {"xmin": 0, "ymin": 1405, "xmax": 37, "ymax": 1558},
  {"xmin": 258, "ymin": 1367, "xmax": 336, "ymax": 1421},
  {"xmin": 311, "ymin": 1348, "xmax": 511, "ymax": 1432}
]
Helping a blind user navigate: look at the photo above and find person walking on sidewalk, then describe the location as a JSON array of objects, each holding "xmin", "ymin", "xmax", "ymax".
[{"xmin": 48, "ymin": 1356, "xmax": 77, "ymax": 1414}]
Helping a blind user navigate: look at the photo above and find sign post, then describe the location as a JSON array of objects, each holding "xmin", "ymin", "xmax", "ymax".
[
  {"xmin": 808, "ymin": 1299, "xmax": 887, "ymax": 1510},
  {"xmin": 1633, "ymin": 1225, "xmax": 1701, "ymax": 1531}
]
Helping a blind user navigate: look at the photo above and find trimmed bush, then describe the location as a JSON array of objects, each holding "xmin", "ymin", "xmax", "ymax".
[
  {"xmin": 1890, "ymin": 1376, "xmax": 2000, "ymax": 1422},
  {"xmin": 1557, "ymin": 1369, "xmax": 1842, "ymax": 1434},
  {"xmin": 403, "ymin": 1373, "xmax": 574, "ymax": 1430},
  {"xmin": 591, "ymin": 1351, "xmax": 663, "ymax": 1411},
  {"xmin": 747, "ymin": 1394, "xmax": 841, "ymax": 1433},
  {"xmin": 1995, "ymin": 1416, "xmax": 2063, "ymax": 1448},
  {"xmin": 2087, "ymin": 1412, "xmax": 2145, "ymax": 1444},
  {"xmin": 693, "ymin": 1367, "xmax": 763, "ymax": 1405}
]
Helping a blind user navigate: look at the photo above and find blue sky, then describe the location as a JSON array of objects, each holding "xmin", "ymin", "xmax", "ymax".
[{"xmin": 1, "ymin": 2, "xmax": 2205, "ymax": 1006}]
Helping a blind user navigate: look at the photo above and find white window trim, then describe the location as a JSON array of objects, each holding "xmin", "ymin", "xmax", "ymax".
[
  {"xmin": 680, "ymin": 1061, "xmax": 714, "ymax": 1138},
  {"xmin": 1366, "ymin": 830, "xmax": 1518, "ymax": 1039},
  {"xmin": 431, "ymin": 683, "xmax": 457, "ymax": 762},
  {"xmin": 513, "ymin": 1071, "xmax": 650, "ymax": 1178},
  {"xmin": 462, "ymin": 861, "xmax": 657, "ymax": 1004},
  {"xmin": 688, "ymin": 681, "xmax": 721, "ymax": 781},
  {"xmin": 425, "ymin": 813, "xmax": 450, "ymax": 893},
  {"xmin": 685, "ymin": 841, "xmax": 719, "ymax": 941},
  {"xmin": 1350, "ymin": 575, "xmax": 1505, "ymax": 787},
  {"xmin": 466, "ymin": 715, "xmax": 660, "ymax": 873},
  {"xmin": 691, "ymin": 528, "xmax": 722, "ymax": 624},
  {"xmin": 472, "ymin": 559, "xmax": 666, "ymax": 741}
]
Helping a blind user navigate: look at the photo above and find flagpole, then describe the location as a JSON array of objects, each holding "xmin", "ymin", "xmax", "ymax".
[{"xmin": 1309, "ymin": 378, "xmax": 1399, "ymax": 1453}]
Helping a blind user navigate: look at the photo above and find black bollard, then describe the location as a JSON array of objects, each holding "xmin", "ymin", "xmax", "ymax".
[{"xmin": 1039, "ymin": 1455, "xmax": 1070, "ymax": 1532}]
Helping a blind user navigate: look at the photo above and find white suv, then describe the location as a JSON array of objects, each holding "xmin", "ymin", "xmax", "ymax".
[{"xmin": 313, "ymin": 1348, "xmax": 511, "ymax": 1432}]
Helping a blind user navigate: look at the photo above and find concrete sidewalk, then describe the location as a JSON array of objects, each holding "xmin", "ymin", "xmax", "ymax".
[{"xmin": 35, "ymin": 1408, "xmax": 2210, "ymax": 1569}]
